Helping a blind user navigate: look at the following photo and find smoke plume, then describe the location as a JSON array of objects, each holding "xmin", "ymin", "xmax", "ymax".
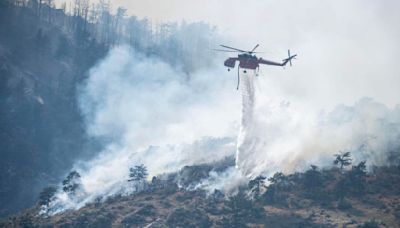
[
  {"xmin": 47, "ymin": 43, "xmax": 400, "ymax": 213},
  {"xmin": 45, "ymin": 45, "xmax": 242, "ymax": 213},
  {"xmin": 235, "ymin": 70, "xmax": 400, "ymax": 178}
]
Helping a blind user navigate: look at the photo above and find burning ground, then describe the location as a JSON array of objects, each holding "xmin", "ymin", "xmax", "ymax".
[{"xmin": 2, "ymin": 154, "xmax": 400, "ymax": 227}]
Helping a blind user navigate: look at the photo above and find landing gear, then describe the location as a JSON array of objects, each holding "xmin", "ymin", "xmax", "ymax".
[
  {"xmin": 228, "ymin": 68, "xmax": 230, "ymax": 71},
  {"xmin": 243, "ymin": 70, "xmax": 247, "ymax": 73}
]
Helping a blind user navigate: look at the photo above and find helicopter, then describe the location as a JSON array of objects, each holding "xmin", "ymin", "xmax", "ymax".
[{"xmin": 214, "ymin": 44, "xmax": 297, "ymax": 89}]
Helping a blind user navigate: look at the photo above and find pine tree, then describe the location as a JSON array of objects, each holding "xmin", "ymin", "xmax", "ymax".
[
  {"xmin": 248, "ymin": 175, "xmax": 266, "ymax": 198},
  {"xmin": 128, "ymin": 164, "xmax": 148, "ymax": 182},
  {"xmin": 62, "ymin": 170, "xmax": 81, "ymax": 195},
  {"xmin": 334, "ymin": 151, "xmax": 352, "ymax": 170}
]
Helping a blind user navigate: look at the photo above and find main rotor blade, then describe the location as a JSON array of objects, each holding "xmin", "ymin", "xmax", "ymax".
[
  {"xmin": 212, "ymin": 49, "xmax": 241, "ymax": 52},
  {"xmin": 220, "ymin": 45, "xmax": 246, "ymax": 53},
  {"xmin": 249, "ymin": 44, "xmax": 259, "ymax": 53}
]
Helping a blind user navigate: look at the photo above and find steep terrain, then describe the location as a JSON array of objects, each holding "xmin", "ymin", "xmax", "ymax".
[
  {"xmin": 2, "ymin": 2, "xmax": 400, "ymax": 227},
  {"xmin": 0, "ymin": 1, "xmax": 218, "ymax": 218},
  {"xmin": 2, "ymin": 161, "xmax": 400, "ymax": 227},
  {"xmin": 0, "ymin": 4, "xmax": 107, "ymax": 217}
]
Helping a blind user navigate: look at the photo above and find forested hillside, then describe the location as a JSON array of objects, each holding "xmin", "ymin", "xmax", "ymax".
[
  {"xmin": 2, "ymin": 155, "xmax": 400, "ymax": 227},
  {"xmin": 0, "ymin": 0, "xmax": 216, "ymax": 218}
]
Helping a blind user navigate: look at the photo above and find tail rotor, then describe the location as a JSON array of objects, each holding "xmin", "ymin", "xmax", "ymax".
[{"xmin": 283, "ymin": 49, "xmax": 297, "ymax": 66}]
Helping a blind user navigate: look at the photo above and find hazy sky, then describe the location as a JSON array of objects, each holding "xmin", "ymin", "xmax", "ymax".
[{"xmin": 57, "ymin": 0, "xmax": 400, "ymax": 108}]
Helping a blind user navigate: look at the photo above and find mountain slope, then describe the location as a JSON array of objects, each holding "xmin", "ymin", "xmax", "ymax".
[
  {"xmin": 2, "ymin": 163, "xmax": 400, "ymax": 227},
  {"xmin": 0, "ymin": 4, "xmax": 107, "ymax": 217}
]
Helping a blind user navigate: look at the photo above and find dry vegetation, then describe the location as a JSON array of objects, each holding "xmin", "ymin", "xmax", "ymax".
[{"xmin": 2, "ymin": 161, "xmax": 400, "ymax": 227}]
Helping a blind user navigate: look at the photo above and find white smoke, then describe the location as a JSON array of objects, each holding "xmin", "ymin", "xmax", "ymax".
[
  {"xmin": 46, "ymin": 43, "xmax": 400, "ymax": 213},
  {"xmin": 235, "ymin": 69, "xmax": 400, "ymax": 178},
  {"xmin": 193, "ymin": 167, "xmax": 247, "ymax": 195},
  {"xmin": 45, "ymin": 45, "xmax": 241, "ymax": 213}
]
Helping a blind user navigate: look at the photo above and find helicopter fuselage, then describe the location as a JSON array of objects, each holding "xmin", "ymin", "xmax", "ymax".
[{"xmin": 224, "ymin": 54, "xmax": 260, "ymax": 70}]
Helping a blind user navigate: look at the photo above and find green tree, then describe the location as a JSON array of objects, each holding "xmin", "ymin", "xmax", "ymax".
[
  {"xmin": 304, "ymin": 165, "xmax": 322, "ymax": 189},
  {"xmin": 128, "ymin": 164, "xmax": 148, "ymax": 182},
  {"xmin": 248, "ymin": 175, "xmax": 266, "ymax": 199},
  {"xmin": 334, "ymin": 151, "xmax": 352, "ymax": 170},
  {"xmin": 335, "ymin": 161, "xmax": 367, "ymax": 200},
  {"xmin": 347, "ymin": 161, "xmax": 367, "ymax": 194},
  {"xmin": 224, "ymin": 192, "xmax": 263, "ymax": 227},
  {"xmin": 268, "ymin": 172, "xmax": 286, "ymax": 184},
  {"xmin": 62, "ymin": 170, "xmax": 81, "ymax": 195},
  {"xmin": 263, "ymin": 172, "xmax": 290, "ymax": 205},
  {"xmin": 302, "ymin": 165, "xmax": 330, "ymax": 203}
]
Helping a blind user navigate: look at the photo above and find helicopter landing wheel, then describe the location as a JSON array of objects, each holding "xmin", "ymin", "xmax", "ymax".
[{"xmin": 243, "ymin": 70, "xmax": 247, "ymax": 73}]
